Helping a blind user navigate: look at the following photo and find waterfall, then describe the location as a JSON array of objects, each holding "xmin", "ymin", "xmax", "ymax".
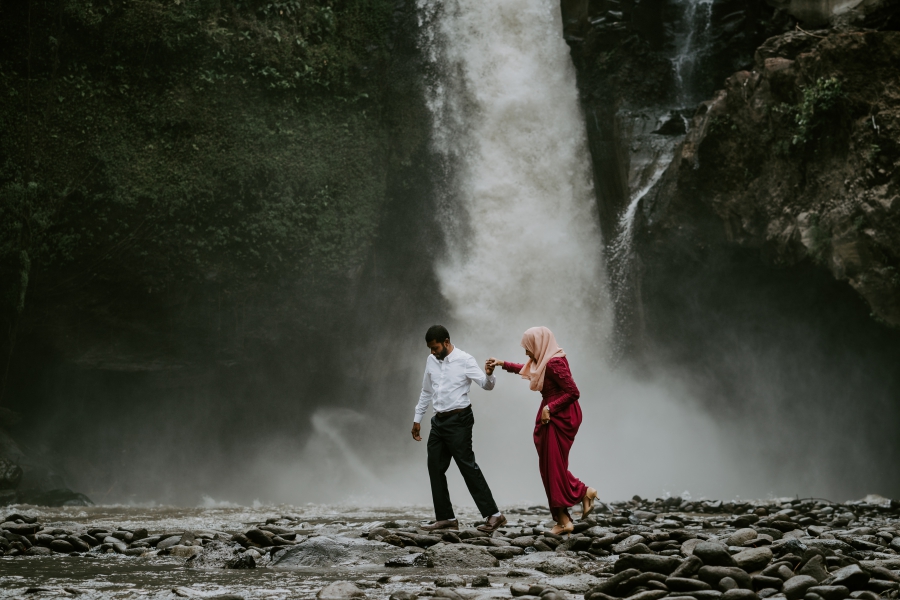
[
  {"xmin": 417, "ymin": 0, "xmax": 610, "ymax": 348},
  {"xmin": 671, "ymin": 0, "xmax": 715, "ymax": 105},
  {"xmin": 414, "ymin": 0, "xmax": 754, "ymax": 505}
]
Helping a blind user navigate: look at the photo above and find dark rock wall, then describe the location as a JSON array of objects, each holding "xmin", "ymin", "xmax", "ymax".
[{"xmin": 0, "ymin": 0, "xmax": 444, "ymax": 503}]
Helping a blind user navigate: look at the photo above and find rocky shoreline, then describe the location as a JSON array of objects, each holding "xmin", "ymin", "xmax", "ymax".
[{"xmin": 4, "ymin": 496, "xmax": 900, "ymax": 599}]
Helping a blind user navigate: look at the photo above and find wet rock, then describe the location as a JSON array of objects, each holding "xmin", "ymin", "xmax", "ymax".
[
  {"xmin": 189, "ymin": 541, "xmax": 237, "ymax": 568},
  {"xmin": 807, "ymin": 587, "xmax": 850, "ymax": 600},
  {"xmin": 158, "ymin": 535, "xmax": 182, "ymax": 550},
  {"xmin": 695, "ymin": 542, "xmax": 738, "ymax": 567},
  {"xmin": 245, "ymin": 529, "xmax": 273, "ymax": 547},
  {"xmin": 668, "ymin": 578, "xmax": 714, "ymax": 592},
  {"xmin": 317, "ymin": 582, "xmax": 367, "ymax": 600},
  {"xmin": 2, "ymin": 522, "xmax": 39, "ymax": 535},
  {"xmin": 512, "ymin": 583, "xmax": 533, "ymax": 597},
  {"xmin": 49, "ymin": 539, "xmax": 74, "ymax": 553},
  {"xmin": 389, "ymin": 592, "xmax": 417, "ymax": 600},
  {"xmin": 798, "ymin": 556, "xmax": 828, "ymax": 583},
  {"xmin": 66, "ymin": 536, "xmax": 90, "ymax": 552},
  {"xmin": 699, "ymin": 567, "xmax": 753, "ymax": 590},
  {"xmin": 729, "ymin": 530, "xmax": 760, "ymax": 547},
  {"xmin": 829, "ymin": 565, "xmax": 870, "ymax": 591},
  {"xmin": 169, "ymin": 545, "xmax": 202, "ymax": 558},
  {"xmin": 425, "ymin": 543, "xmax": 499, "ymax": 569},
  {"xmin": 672, "ymin": 556, "xmax": 704, "ymax": 578},
  {"xmin": 805, "ymin": 540, "xmax": 854, "ymax": 554},
  {"xmin": 848, "ymin": 593, "xmax": 879, "ymax": 600},
  {"xmin": 225, "ymin": 554, "xmax": 256, "ymax": 569},
  {"xmin": 588, "ymin": 568, "xmax": 641, "ymax": 595},
  {"xmin": 436, "ymin": 575, "xmax": 465, "ymax": 588},
  {"xmin": 385, "ymin": 553, "xmax": 428, "ymax": 567},
  {"xmin": 754, "ymin": 575, "xmax": 785, "ymax": 591},
  {"xmin": 536, "ymin": 556, "xmax": 582, "ymax": 575},
  {"xmin": 433, "ymin": 590, "xmax": 464, "ymax": 600},
  {"xmin": 545, "ymin": 574, "xmax": 602, "ymax": 593},
  {"xmin": 615, "ymin": 535, "xmax": 647, "ymax": 553},
  {"xmin": 734, "ymin": 548, "xmax": 774, "ymax": 572},
  {"xmin": 672, "ymin": 593, "xmax": 724, "ymax": 600},
  {"xmin": 622, "ymin": 543, "xmax": 655, "ymax": 555},
  {"xmin": 275, "ymin": 536, "xmax": 406, "ymax": 568},
  {"xmin": 721, "ymin": 578, "xmax": 740, "ymax": 592},
  {"xmin": 723, "ymin": 590, "xmax": 760, "ymax": 600},
  {"xmin": 487, "ymin": 546, "xmax": 524, "ymax": 559},
  {"xmin": 471, "ymin": 576, "xmax": 491, "ymax": 588},
  {"xmin": 865, "ymin": 580, "xmax": 897, "ymax": 594},
  {"xmin": 784, "ymin": 576, "xmax": 819, "ymax": 600},
  {"xmin": 25, "ymin": 546, "xmax": 52, "ymax": 556},
  {"xmin": 616, "ymin": 554, "xmax": 683, "ymax": 575}
]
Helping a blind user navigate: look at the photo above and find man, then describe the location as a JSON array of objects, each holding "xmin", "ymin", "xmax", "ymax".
[{"xmin": 411, "ymin": 325, "xmax": 506, "ymax": 532}]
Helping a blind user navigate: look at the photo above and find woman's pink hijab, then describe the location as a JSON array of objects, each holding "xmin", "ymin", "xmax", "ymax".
[{"xmin": 519, "ymin": 326, "xmax": 566, "ymax": 391}]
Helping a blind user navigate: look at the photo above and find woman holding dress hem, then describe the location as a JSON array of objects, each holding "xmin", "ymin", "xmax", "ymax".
[{"xmin": 488, "ymin": 326, "xmax": 597, "ymax": 534}]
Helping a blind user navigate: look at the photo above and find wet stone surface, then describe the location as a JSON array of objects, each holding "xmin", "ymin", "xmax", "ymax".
[{"xmin": 1, "ymin": 496, "xmax": 899, "ymax": 600}]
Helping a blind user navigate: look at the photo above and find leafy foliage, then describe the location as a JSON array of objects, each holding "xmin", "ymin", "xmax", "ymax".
[{"xmin": 778, "ymin": 77, "xmax": 847, "ymax": 149}]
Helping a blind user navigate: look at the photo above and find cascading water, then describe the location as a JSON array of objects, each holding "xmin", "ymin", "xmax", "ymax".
[
  {"xmin": 414, "ymin": 0, "xmax": 759, "ymax": 505},
  {"xmin": 417, "ymin": 0, "xmax": 610, "ymax": 344}
]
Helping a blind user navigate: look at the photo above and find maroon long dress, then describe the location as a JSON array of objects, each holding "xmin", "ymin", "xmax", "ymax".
[{"xmin": 503, "ymin": 357, "xmax": 587, "ymax": 522}]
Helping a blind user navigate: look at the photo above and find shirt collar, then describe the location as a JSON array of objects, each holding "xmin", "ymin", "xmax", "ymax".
[{"xmin": 444, "ymin": 347, "xmax": 460, "ymax": 363}]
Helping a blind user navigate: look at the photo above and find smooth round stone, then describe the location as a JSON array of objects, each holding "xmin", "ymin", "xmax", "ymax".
[
  {"xmin": 49, "ymin": 539, "xmax": 74, "ymax": 553},
  {"xmin": 389, "ymin": 592, "xmax": 417, "ymax": 600},
  {"xmin": 759, "ymin": 590, "xmax": 781, "ymax": 599},
  {"xmin": 728, "ymin": 530, "xmax": 759, "ymax": 547},
  {"xmin": 720, "ymin": 578, "xmax": 739, "ymax": 592},
  {"xmin": 806, "ymin": 587, "xmax": 850, "ymax": 600},
  {"xmin": 471, "ymin": 576, "xmax": 491, "ymax": 588},
  {"xmin": 695, "ymin": 542, "xmax": 737, "ymax": 567},
  {"xmin": 317, "ymin": 582, "xmax": 367, "ymax": 600},
  {"xmin": 511, "ymin": 583, "xmax": 533, "ymax": 597},
  {"xmin": 783, "ymin": 576, "xmax": 818, "ymax": 600},
  {"xmin": 436, "ymin": 575, "xmax": 465, "ymax": 588}
]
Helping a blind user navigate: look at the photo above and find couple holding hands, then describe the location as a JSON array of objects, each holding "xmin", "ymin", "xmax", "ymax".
[{"xmin": 411, "ymin": 324, "xmax": 598, "ymax": 535}]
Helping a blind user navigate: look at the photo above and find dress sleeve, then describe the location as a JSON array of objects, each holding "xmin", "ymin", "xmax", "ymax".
[
  {"xmin": 502, "ymin": 362, "xmax": 524, "ymax": 374},
  {"xmin": 546, "ymin": 358, "xmax": 580, "ymax": 413}
]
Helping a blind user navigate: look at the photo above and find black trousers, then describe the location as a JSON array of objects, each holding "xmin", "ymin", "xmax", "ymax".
[{"xmin": 427, "ymin": 406, "xmax": 499, "ymax": 520}]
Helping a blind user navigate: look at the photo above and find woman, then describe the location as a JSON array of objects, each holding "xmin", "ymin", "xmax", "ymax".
[{"xmin": 489, "ymin": 326, "xmax": 597, "ymax": 534}]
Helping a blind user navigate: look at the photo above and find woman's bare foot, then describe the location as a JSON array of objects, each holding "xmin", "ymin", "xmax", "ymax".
[{"xmin": 581, "ymin": 487, "xmax": 598, "ymax": 519}]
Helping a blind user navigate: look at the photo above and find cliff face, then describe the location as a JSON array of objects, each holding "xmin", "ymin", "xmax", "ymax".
[
  {"xmin": 638, "ymin": 29, "xmax": 900, "ymax": 328},
  {"xmin": 0, "ymin": 0, "xmax": 443, "ymax": 503}
]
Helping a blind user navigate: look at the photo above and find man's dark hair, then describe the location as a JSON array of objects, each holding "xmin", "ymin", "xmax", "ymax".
[{"xmin": 425, "ymin": 325, "xmax": 450, "ymax": 344}]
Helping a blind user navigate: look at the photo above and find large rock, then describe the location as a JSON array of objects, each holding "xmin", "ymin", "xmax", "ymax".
[
  {"xmin": 722, "ymin": 590, "xmax": 759, "ymax": 600},
  {"xmin": 273, "ymin": 536, "xmax": 406, "ymax": 568},
  {"xmin": 828, "ymin": 565, "xmax": 869, "ymax": 591},
  {"xmin": 804, "ymin": 540, "xmax": 854, "ymax": 554},
  {"xmin": 535, "ymin": 556, "xmax": 582, "ymax": 575},
  {"xmin": 668, "ymin": 577, "xmax": 714, "ymax": 592},
  {"xmin": 615, "ymin": 554, "xmax": 682, "ymax": 575},
  {"xmin": 733, "ymin": 547, "xmax": 773, "ymax": 572},
  {"xmin": 807, "ymin": 586, "xmax": 851, "ymax": 600},
  {"xmin": 783, "ymin": 576, "xmax": 817, "ymax": 600},
  {"xmin": 614, "ymin": 535, "xmax": 647, "ymax": 553},
  {"xmin": 545, "ymin": 574, "xmax": 603, "ymax": 593},
  {"xmin": 797, "ymin": 555, "xmax": 828, "ymax": 583},
  {"xmin": 424, "ymin": 543, "xmax": 499, "ymax": 569},
  {"xmin": 189, "ymin": 541, "xmax": 239, "ymax": 568},
  {"xmin": 486, "ymin": 546, "xmax": 524, "ymax": 559},
  {"xmin": 695, "ymin": 542, "xmax": 737, "ymax": 567},
  {"xmin": 699, "ymin": 567, "xmax": 753, "ymax": 590},
  {"xmin": 728, "ymin": 530, "xmax": 759, "ymax": 547},
  {"xmin": 317, "ymin": 582, "xmax": 366, "ymax": 600}
]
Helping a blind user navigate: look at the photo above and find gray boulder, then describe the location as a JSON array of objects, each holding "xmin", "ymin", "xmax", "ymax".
[
  {"xmin": 317, "ymin": 582, "xmax": 366, "ymax": 600},
  {"xmin": 274, "ymin": 536, "xmax": 405, "ymax": 568},
  {"xmin": 615, "ymin": 554, "xmax": 682, "ymax": 575},
  {"xmin": 535, "ymin": 556, "xmax": 582, "ymax": 575},
  {"xmin": 807, "ymin": 586, "xmax": 850, "ymax": 600},
  {"xmin": 783, "ymin": 576, "xmax": 818, "ymax": 600},
  {"xmin": 544, "ymin": 574, "xmax": 602, "ymax": 593},
  {"xmin": 722, "ymin": 590, "xmax": 759, "ymax": 600},
  {"xmin": 425, "ymin": 543, "xmax": 499, "ymax": 569},
  {"xmin": 797, "ymin": 556, "xmax": 828, "ymax": 583},
  {"xmin": 733, "ymin": 547, "xmax": 773, "ymax": 572},
  {"xmin": 728, "ymin": 530, "xmax": 760, "ymax": 547},
  {"xmin": 699, "ymin": 566, "xmax": 753, "ymax": 589},
  {"xmin": 828, "ymin": 565, "xmax": 869, "ymax": 591},
  {"xmin": 695, "ymin": 542, "xmax": 737, "ymax": 567}
]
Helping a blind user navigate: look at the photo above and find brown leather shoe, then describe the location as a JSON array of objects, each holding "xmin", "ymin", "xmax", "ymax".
[
  {"xmin": 421, "ymin": 519, "xmax": 459, "ymax": 531},
  {"xmin": 476, "ymin": 514, "xmax": 507, "ymax": 533}
]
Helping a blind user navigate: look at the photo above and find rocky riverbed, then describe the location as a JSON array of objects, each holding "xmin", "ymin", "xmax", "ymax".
[{"xmin": 2, "ymin": 496, "xmax": 899, "ymax": 600}]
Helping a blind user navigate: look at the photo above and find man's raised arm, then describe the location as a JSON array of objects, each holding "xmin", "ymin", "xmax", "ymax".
[{"xmin": 466, "ymin": 355, "xmax": 495, "ymax": 390}]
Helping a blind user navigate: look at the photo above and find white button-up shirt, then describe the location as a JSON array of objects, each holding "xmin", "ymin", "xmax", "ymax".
[{"xmin": 414, "ymin": 347, "xmax": 495, "ymax": 423}]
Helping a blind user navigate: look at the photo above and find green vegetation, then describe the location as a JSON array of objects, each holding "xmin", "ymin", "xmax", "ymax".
[
  {"xmin": 777, "ymin": 77, "xmax": 846, "ymax": 149},
  {"xmin": 0, "ymin": 0, "xmax": 422, "ymax": 397}
]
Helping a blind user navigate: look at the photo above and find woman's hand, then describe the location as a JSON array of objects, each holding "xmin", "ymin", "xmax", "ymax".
[
  {"xmin": 541, "ymin": 406, "xmax": 550, "ymax": 425},
  {"xmin": 486, "ymin": 358, "xmax": 504, "ymax": 374}
]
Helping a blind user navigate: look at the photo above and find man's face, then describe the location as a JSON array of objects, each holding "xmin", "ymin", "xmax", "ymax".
[{"xmin": 427, "ymin": 339, "xmax": 452, "ymax": 360}]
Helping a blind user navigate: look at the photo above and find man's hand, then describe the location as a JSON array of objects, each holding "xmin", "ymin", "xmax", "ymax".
[
  {"xmin": 541, "ymin": 406, "xmax": 551, "ymax": 425},
  {"xmin": 411, "ymin": 422, "xmax": 422, "ymax": 441}
]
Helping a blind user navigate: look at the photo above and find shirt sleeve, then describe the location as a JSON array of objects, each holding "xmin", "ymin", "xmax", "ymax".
[
  {"xmin": 502, "ymin": 362, "xmax": 525, "ymax": 374},
  {"xmin": 466, "ymin": 355, "xmax": 495, "ymax": 390},
  {"xmin": 546, "ymin": 358, "xmax": 580, "ymax": 413},
  {"xmin": 414, "ymin": 361, "xmax": 434, "ymax": 423}
]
